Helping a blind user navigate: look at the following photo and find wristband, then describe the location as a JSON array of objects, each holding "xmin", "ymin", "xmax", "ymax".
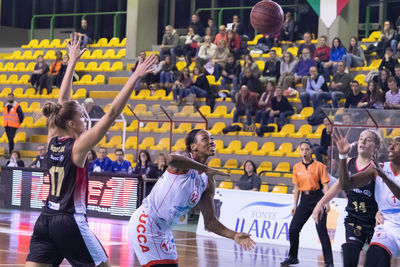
[{"xmin": 339, "ymin": 153, "xmax": 348, "ymax": 160}]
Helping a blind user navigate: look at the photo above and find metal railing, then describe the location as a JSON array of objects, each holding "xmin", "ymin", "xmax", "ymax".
[{"xmin": 30, "ymin": 11, "xmax": 127, "ymax": 41}]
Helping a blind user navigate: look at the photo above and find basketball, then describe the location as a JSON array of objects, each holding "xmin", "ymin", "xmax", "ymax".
[{"xmin": 250, "ymin": 0, "xmax": 284, "ymax": 35}]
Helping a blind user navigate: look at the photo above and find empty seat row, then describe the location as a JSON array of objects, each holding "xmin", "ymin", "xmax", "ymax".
[
  {"xmin": 75, "ymin": 61, "xmax": 123, "ymax": 72},
  {"xmin": 218, "ymin": 179, "xmax": 289, "ymax": 193},
  {"xmin": 21, "ymin": 37, "xmax": 126, "ymax": 49},
  {"xmin": 0, "ymin": 87, "xmax": 86, "ymax": 100},
  {"xmin": 74, "ymin": 74, "xmax": 105, "ymax": 85},
  {"xmin": 5, "ymin": 49, "xmax": 126, "ymax": 61}
]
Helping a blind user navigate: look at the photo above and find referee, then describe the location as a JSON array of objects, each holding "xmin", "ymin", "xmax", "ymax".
[{"xmin": 281, "ymin": 141, "xmax": 334, "ymax": 267}]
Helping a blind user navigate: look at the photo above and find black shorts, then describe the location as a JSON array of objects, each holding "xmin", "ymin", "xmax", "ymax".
[
  {"xmin": 26, "ymin": 213, "xmax": 108, "ymax": 267},
  {"xmin": 344, "ymin": 221, "xmax": 375, "ymax": 249}
]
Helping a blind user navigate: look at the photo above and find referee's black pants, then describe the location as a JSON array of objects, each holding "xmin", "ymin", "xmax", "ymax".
[{"xmin": 288, "ymin": 189, "xmax": 333, "ymax": 264}]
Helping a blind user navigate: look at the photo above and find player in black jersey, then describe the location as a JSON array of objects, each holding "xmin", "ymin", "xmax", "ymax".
[
  {"xmin": 312, "ymin": 129, "xmax": 381, "ymax": 267},
  {"xmin": 26, "ymin": 33, "xmax": 157, "ymax": 267}
]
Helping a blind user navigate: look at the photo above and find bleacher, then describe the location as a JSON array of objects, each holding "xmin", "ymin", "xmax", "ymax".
[{"xmin": 0, "ymin": 30, "xmax": 392, "ymax": 194}]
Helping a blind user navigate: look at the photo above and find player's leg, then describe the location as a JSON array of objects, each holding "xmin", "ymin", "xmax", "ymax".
[
  {"xmin": 365, "ymin": 223, "xmax": 396, "ymax": 267},
  {"xmin": 364, "ymin": 244, "xmax": 391, "ymax": 267},
  {"xmin": 341, "ymin": 222, "xmax": 369, "ymax": 267}
]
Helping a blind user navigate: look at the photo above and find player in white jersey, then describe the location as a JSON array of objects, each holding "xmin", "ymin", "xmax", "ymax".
[
  {"xmin": 335, "ymin": 130, "xmax": 400, "ymax": 267},
  {"xmin": 128, "ymin": 129, "xmax": 255, "ymax": 266}
]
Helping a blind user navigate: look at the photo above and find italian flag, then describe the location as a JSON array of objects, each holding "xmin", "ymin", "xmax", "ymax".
[{"xmin": 307, "ymin": 0, "xmax": 349, "ymax": 28}]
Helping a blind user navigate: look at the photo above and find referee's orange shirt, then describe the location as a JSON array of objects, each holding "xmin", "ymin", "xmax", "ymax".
[{"xmin": 292, "ymin": 160, "xmax": 330, "ymax": 191}]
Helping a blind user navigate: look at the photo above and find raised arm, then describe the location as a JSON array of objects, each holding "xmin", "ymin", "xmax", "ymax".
[
  {"xmin": 373, "ymin": 157, "xmax": 400, "ymax": 200},
  {"xmin": 58, "ymin": 33, "xmax": 87, "ymax": 104},
  {"xmin": 72, "ymin": 54, "xmax": 157, "ymax": 167}
]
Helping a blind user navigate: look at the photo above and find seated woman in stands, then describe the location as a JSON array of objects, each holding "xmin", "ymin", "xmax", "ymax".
[
  {"xmin": 29, "ymin": 55, "xmax": 49, "ymax": 94},
  {"xmin": 172, "ymin": 67, "xmax": 193, "ymax": 105},
  {"xmin": 6, "ymin": 151, "xmax": 24, "ymax": 167},
  {"xmin": 234, "ymin": 160, "xmax": 261, "ymax": 191}
]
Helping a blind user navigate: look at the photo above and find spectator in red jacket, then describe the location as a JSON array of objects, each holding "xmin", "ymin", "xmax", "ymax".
[{"xmin": 233, "ymin": 85, "xmax": 259, "ymax": 127}]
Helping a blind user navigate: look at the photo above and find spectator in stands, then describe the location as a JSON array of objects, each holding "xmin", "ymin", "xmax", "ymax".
[
  {"xmin": 391, "ymin": 21, "xmax": 400, "ymax": 57},
  {"xmin": 379, "ymin": 47, "xmax": 397, "ymax": 75},
  {"xmin": 358, "ymin": 81, "xmax": 384, "ymax": 109},
  {"xmin": 312, "ymin": 118, "xmax": 331, "ymax": 163},
  {"xmin": 111, "ymin": 149, "xmax": 132, "ymax": 173},
  {"xmin": 200, "ymin": 28, "xmax": 214, "ymax": 44},
  {"xmin": 184, "ymin": 66, "xmax": 212, "ymax": 106},
  {"xmin": 227, "ymin": 14, "xmax": 245, "ymax": 37},
  {"xmin": 132, "ymin": 51, "xmax": 147, "ymax": 90},
  {"xmin": 376, "ymin": 69, "xmax": 391, "ymax": 94},
  {"xmin": 395, "ymin": 64, "xmax": 400, "ymax": 86},
  {"xmin": 160, "ymin": 25, "xmax": 180, "ymax": 63},
  {"xmin": 207, "ymin": 18, "xmax": 217, "ymax": 38},
  {"xmin": 384, "ymin": 77, "xmax": 400, "ymax": 109},
  {"xmin": 240, "ymin": 54, "xmax": 260, "ymax": 81},
  {"xmin": 284, "ymin": 47, "xmax": 316, "ymax": 91},
  {"xmin": 30, "ymin": 55, "xmax": 49, "ymax": 93},
  {"xmin": 260, "ymin": 49, "xmax": 281, "ymax": 83},
  {"xmin": 241, "ymin": 67, "xmax": 263, "ymax": 96},
  {"xmin": 233, "ymin": 85, "xmax": 259, "ymax": 128},
  {"xmin": 221, "ymin": 54, "xmax": 240, "ymax": 98},
  {"xmin": 226, "ymin": 30, "xmax": 242, "ymax": 60},
  {"xmin": 40, "ymin": 51, "xmax": 63, "ymax": 95},
  {"xmin": 268, "ymin": 86, "xmax": 294, "ymax": 129},
  {"xmin": 214, "ymin": 25, "xmax": 228, "ymax": 45},
  {"xmin": 342, "ymin": 37, "xmax": 365, "ymax": 72},
  {"xmin": 91, "ymin": 147, "xmax": 112, "ymax": 172},
  {"xmin": 144, "ymin": 55, "xmax": 162, "ymax": 90},
  {"xmin": 297, "ymin": 32, "xmax": 315, "ymax": 58},
  {"xmin": 323, "ymin": 37, "xmax": 346, "ymax": 76},
  {"xmin": 344, "ymin": 80, "xmax": 364, "ymax": 108},
  {"xmin": 189, "ymin": 13, "xmax": 205, "ymax": 37},
  {"xmin": 6, "ymin": 151, "xmax": 24, "ymax": 167},
  {"xmin": 132, "ymin": 150, "xmax": 155, "ymax": 179},
  {"xmin": 301, "ymin": 66, "xmax": 328, "ymax": 108},
  {"xmin": 3, "ymin": 93, "xmax": 24, "ymax": 154},
  {"xmin": 88, "ymin": 149, "xmax": 97, "ymax": 171},
  {"xmin": 314, "ymin": 36, "xmax": 330, "ymax": 70},
  {"xmin": 183, "ymin": 26, "xmax": 201, "ymax": 64},
  {"xmin": 84, "ymin": 98, "xmax": 105, "ymax": 125},
  {"xmin": 212, "ymin": 39, "xmax": 230, "ymax": 79},
  {"xmin": 57, "ymin": 54, "xmax": 75, "ymax": 88},
  {"xmin": 197, "ymin": 35, "xmax": 217, "ymax": 68},
  {"xmin": 281, "ymin": 12, "xmax": 296, "ymax": 43},
  {"xmin": 234, "ymin": 160, "xmax": 261, "ymax": 191},
  {"xmin": 280, "ymin": 52, "xmax": 296, "ymax": 88},
  {"xmin": 172, "ymin": 67, "xmax": 192, "ymax": 105},
  {"xmin": 255, "ymin": 34, "xmax": 275, "ymax": 53},
  {"xmin": 30, "ymin": 144, "xmax": 47, "ymax": 169},
  {"xmin": 255, "ymin": 81, "xmax": 275, "ymax": 124},
  {"xmin": 319, "ymin": 61, "xmax": 351, "ymax": 108},
  {"xmin": 379, "ymin": 21, "xmax": 395, "ymax": 58},
  {"xmin": 160, "ymin": 54, "xmax": 178, "ymax": 91},
  {"xmin": 77, "ymin": 19, "xmax": 92, "ymax": 48},
  {"xmin": 149, "ymin": 153, "xmax": 168, "ymax": 179}
]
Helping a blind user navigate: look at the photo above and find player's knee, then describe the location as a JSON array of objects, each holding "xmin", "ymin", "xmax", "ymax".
[{"xmin": 364, "ymin": 244, "xmax": 391, "ymax": 267}]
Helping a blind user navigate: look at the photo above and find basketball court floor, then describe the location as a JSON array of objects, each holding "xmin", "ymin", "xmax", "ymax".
[{"xmin": 0, "ymin": 209, "xmax": 398, "ymax": 267}]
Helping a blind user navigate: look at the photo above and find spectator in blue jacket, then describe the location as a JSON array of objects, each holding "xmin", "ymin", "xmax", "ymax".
[
  {"xmin": 111, "ymin": 149, "xmax": 132, "ymax": 173},
  {"xmin": 91, "ymin": 147, "xmax": 112, "ymax": 172},
  {"xmin": 283, "ymin": 47, "xmax": 316, "ymax": 91},
  {"xmin": 300, "ymin": 66, "xmax": 328, "ymax": 108},
  {"xmin": 324, "ymin": 37, "xmax": 346, "ymax": 76}
]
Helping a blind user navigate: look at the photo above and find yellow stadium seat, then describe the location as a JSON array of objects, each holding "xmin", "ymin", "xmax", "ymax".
[
  {"xmin": 29, "ymin": 135, "xmax": 47, "ymax": 143},
  {"xmin": 218, "ymin": 180, "xmax": 233, "ymax": 189},
  {"xmin": 3, "ymin": 62, "xmax": 14, "ymax": 71},
  {"xmin": 175, "ymin": 105, "xmax": 195, "ymax": 117},
  {"xmin": 87, "ymin": 49, "xmax": 103, "ymax": 59},
  {"xmin": 5, "ymin": 51, "xmax": 21, "ymax": 60},
  {"xmin": 365, "ymin": 59, "xmax": 382, "ymax": 71},
  {"xmin": 139, "ymin": 137, "xmax": 155, "ymax": 150},
  {"xmin": 14, "ymin": 132, "xmax": 26, "ymax": 143},
  {"xmin": 71, "ymin": 88, "xmax": 87, "ymax": 99},
  {"xmin": 0, "ymin": 87, "xmax": 11, "ymax": 97},
  {"xmin": 125, "ymin": 136, "xmax": 138, "ymax": 149},
  {"xmin": 0, "ymin": 132, "xmax": 7, "ymax": 142},
  {"xmin": 219, "ymin": 140, "xmax": 241, "ymax": 154},
  {"xmin": 111, "ymin": 49, "xmax": 126, "ymax": 59},
  {"xmin": 287, "ymin": 146, "xmax": 301, "ymax": 157},
  {"xmin": 271, "ymin": 47, "xmax": 282, "ymax": 57},
  {"xmin": 269, "ymin": 143, "xmax": 293, "ymax": 157},
  {"xmin": 18, "ymin": 75, "xmax": 30, "ymax": 85},
  {"xmin": 194, "ymin": 123, "xmax": 206, "ymax": 130},
  {"xmin": 209, "ymin": 122, "xmax": 225, "ymax": 135},
  {"xmin": 387, "ymin": 129, "xmax": 400, "ymax": 138},
  {"xmin": 354, "ymin": 74, "xmax": 366, "ymax": 85},
  {"xmin": 106, "ymin": 37, "xmax": 120, "ymax": 47},
  {"xmin": 272, "ymin": 184, "xmax": 288, "ymax": 194},
  {"xmin": 25, "ymin": 62, "xmax": 37, "ymax": 72},
  {"xmin": 154, "ymin": 122, "xmax": 171, "ymax": 133},
  {"xmin": 214, "ymin": 140, "xmax": 224, "ymax": 153},
  {"xmin": 141, "ymin": 122, "xmax": 158, "ymax": 133},
  {"xmin": 257, "ymin": 161, "xmax": 273, "ymax": 174},
  {"xmin": 362, "ymin": 31, "xmax": 381, "ymax": 42},
  {"xmin": 289, "ymin": 124, "xmax": 312, "ymax": 138},
  {"xmin": 100, "ymin": 49, "xmax": 116, "ymax": 60},
  {"xmin": 291, "ymin": 107, "xmax": 314, "ymax": 120},
  {"xmin": 223, "ymin": 159, "xmax": 238, "ymax": 170},
  {"xmin": 80, "ymin": 50, "xmax": 91, "ymax": 59},
  {"xmin": 271, "ymin": 124, "xmax": 295, "ymax": 138},
  {"xmin": 103, "ymin": 136, "xmax": 122, "ymax": 148},
  {"xmin": 176, "ymin": 61, "xmax": 187, "ymax": 72},
  {"xmin": 91, "ymin": 38, "xmax": 108, "ymax": 47},
  {"xmin": 209, "ymin": 105, "xmax": 227, "ymax": 118},
  {"xmin": 19, "ymin": 102, "xmax": 31, "ymax": 112},
  {"xmin": 131, "ymin": 89, "xmax": 150, "ymax": 100},
  {"xmin": 208, "ymin": 158, "xmax": 221, "ymax": 168},
  {"xmin": 12, "ymin": 88, "xmax": 24, "ymax": 98},
  {"xmin": 96, "ymin": 61, "xmax": 110, "ymax": 71},
  {"xmin": 43, "ymin": 50, "xmax": 56, "ymax": 60},
  {"xmin": 126, "ymin": 154, "xmax": 134, "ymax": 163},
  {"xmin": 29, "ymin": 50, "xmax": 43, "ymax": 60},
  {"xmin": 0, "ymin": 75, "xmax": 8, "ymax": 84},
  {"xmin": 49, "ymin": 39, "xmax": 61, "ymax": 48},
  {"xmin": 32, "ymin": 117, "xmax": 46, "ymax": 128},
  {"xmin": 92, "ymin": 75, "xmax": 105, "ymax": 85},
  {"xmin": 0, "ymin": 103, "xmax": 3, "ymax": 113},
  {"xmin": 96, "ymin": 136, "xmax": 107, "ymax": 147},
  {"xmin": 196, "ymin": 105, "xmax": 211, "ymax": 118},
  {"xmin": 307, "ymin": 124, "xmax": 326, "ymax": 139},
  {"xmin": 287, "ymin": 46, "xmax": 299, "ymax": 57},
  {"xmin": 173, "ymin": 123, "xmax": 192, "ymax": 134},
  {"xmin": 247, "ymin": 34, "xmax": 263, "ymax": 45},
  {"xmin": 116, "ymin": 38, "xmax": 126, "ymax": 47},
  {"xmin": 255, "ymin": 61, "xmax": 265, "ymax": 71},
  {"xmin": 29, "ymin": 102, "xmax": 42, "ymax": 113},
  {"xmin": 7, "ymin": 75, "xmax": 19, "ymax": 84},
  {"xmin": 172, "ymin": 138, "xmax": 186, "ymax": 151},
  {"xmin": 37, "ymin": 39, "xmax": 50, "ymax": 48},
  {"xmin": 260, "ymin": 183, "xmax": 269, "ymax": 192},
  {"xmin": 21, "ymin": 39, "xmax": 39, "ymax": 49},
  {"xmin": 126, "ymin": 120, "xmax": 139, "ymax": 132},
  {"xmin": 150, "ymin": 137, "xmax": 170, "ymax": 151},
  {"xmin": 251, "ymin": 142, "xmax": 275, "ymax": 156},
  {"xmin": 230, "ymin": 161, "xmax": 245, "ymax": 175},
  {"xmin": 85, "ymin": 62, "xmax": 99, "ymax": 71},
  {"xmin": 74, "ymin": 74, "xmax": 92, "ymax": 85},
  {"xmin": 75, "ymin": 62, "xmax": 85, "ymax": 71},
  {"xmin": 0, "ymin": 62, "xmax": 4, "ymax": 71},
  {"xmin": 110, "ymin": 61, "xmax": 123, "ymax": 71},
  {"xmin": 236, "ymin": 141, "xmax": 258, "ymax": 155},
  {"xmin": 109, "ymin": 122, "xmax": 124, "ymax": 131}
]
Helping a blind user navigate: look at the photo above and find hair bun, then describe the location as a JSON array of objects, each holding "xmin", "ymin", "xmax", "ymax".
[{"xmin": 42, "ymin": 102, "xmax": 61, "ymax": 118}]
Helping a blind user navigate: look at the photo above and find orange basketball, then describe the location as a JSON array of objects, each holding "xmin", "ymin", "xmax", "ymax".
[{"xmin": 250, "ymin": 0, "xmax": 284, "ymax": 35}]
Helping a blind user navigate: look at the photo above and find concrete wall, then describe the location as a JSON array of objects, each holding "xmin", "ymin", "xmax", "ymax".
[{"xmin": 318, "ymin": 0, "xmax": 360, "ymax": 44}]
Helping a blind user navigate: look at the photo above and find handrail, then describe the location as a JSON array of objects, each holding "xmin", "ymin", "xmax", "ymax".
[{"xmin": 30, "ymin": 11, "xmax": 127, "ymax": 41}]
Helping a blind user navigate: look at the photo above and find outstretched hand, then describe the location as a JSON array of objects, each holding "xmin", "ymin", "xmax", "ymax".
[
  {"xmin": 133, "ymin": 53, "xmax": 158, "ymax": 77},
  {"xmin": 234, "ymin": 232, "xmax": 256, "ymax": 251},
  {"xmin": 332, "ymin": 128, "xmax": 351, "ymax": 155},
  {"xmin": 66, "ymin": 32, "xmax": 87, "ymax": 62}
]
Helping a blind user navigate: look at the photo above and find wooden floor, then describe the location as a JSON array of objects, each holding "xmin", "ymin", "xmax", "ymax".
[{"xmin": 0, "ymin": 209, "xmax": 399, "ymax": 267}]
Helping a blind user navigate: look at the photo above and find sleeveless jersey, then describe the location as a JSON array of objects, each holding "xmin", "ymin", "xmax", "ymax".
[
  {"xmin": 375, "ymin": 162, "xmax": 400, "ymax": 227},
  {"xmin": 345, "ymin": 158, "xmax": 378, "ymax": 226},
  {"xmin": 142, "ymin": 168, "xmax": 208, "ymax": 230},
  {"xmin": 43, "ymin": 137, "xmax": 88, "ymax": 215}
]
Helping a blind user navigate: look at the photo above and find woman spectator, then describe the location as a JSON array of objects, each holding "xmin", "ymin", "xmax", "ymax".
[
  {"xmin": 279, "ymin": 52, "xmax": 297, "ymax": 88},
  {"xmin": 375, "ymin": 69, "xmax": 391, "ymax": 94},
  {"xmin": 268, "ymin": 86, "xmax": 294, "ymax": 129},
  {"xmin": 229, "ymin": 15, "xmax": 245, "ymax": 36},
  {"xmin": 255, "ymin": 81, "xmax": 275, "ymax": 125},
  {"xmin": 30, "ymin": 55, "xmax": 49, "ymax": 94},
  {"xmin": 183, "ymin": 26, "xmax": 201, "ymax": 64},
  {"xmin": 88, "ymin": 149, "xmax": 97, "ymax": 172},
  {"xmin": 159, "ymin": 55, "xmax": 178, "ymax": 91},
  {"xmin": 172, "ymin": 67, "xmax": 192, "ymax": 105},
  {"xmin": 324, "ymin": 37, "xmax": 346, "ymax": 76},
  {"xmin": 144, "ymin": 54, "xmax": 162, "ymax": 90},
  {"xmin": 212, "ymin": 39, "xmax": 230, "ymax": 79},
  {"xmin": 280, "ymin": 12, "xmax": 296, "ymax": 43},
  {"xmin": 234, "ymin": 160, "xmax": 261, "ymax": 191},
  {"xmin": 148, "ymin": 153, "xmax": 168, "ymax": 179},
  {"xmin": 6, "ymin": 151, "xmax": 24, "ymax": 167},
  {"xmin": 41, "ymin": 50, "xmax": 63, "ymax": 95},
  {"xmin": 183, "ymin": 66, "xmax": 212, "ymax": 106},
  {"xmin": 358, "ymin": 81, "xmax": 384, "ymax": 109},
  {"xmin": 240, "ymin": 54, "xmax": 260, "ymax": 82},
  {"xmin": 342, "ymin": 37, "xmax": 365, "ymax": 72},
  {"xmin": 241, "ymin": 67, "xmax": 263, "ymax": 95},
  {"xmin": 57, "ymin": 54, "xmax": 73, "ymax": 88},
  {"xmin": 132, "ymin": 150, "xmax": 155, "ymax": 179},
  {"xmin": 227, "ymin": 30, "xmax": 242, "ymax": 60}
]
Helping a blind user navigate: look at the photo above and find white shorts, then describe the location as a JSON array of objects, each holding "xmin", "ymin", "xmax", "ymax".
[
  {"xmin": 128, "ymin": 206, "xmax": 178, "ymax": 266},
  {"xmin": 370, "ymin": 220, "xmax": 400, "ymax": 258}
]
